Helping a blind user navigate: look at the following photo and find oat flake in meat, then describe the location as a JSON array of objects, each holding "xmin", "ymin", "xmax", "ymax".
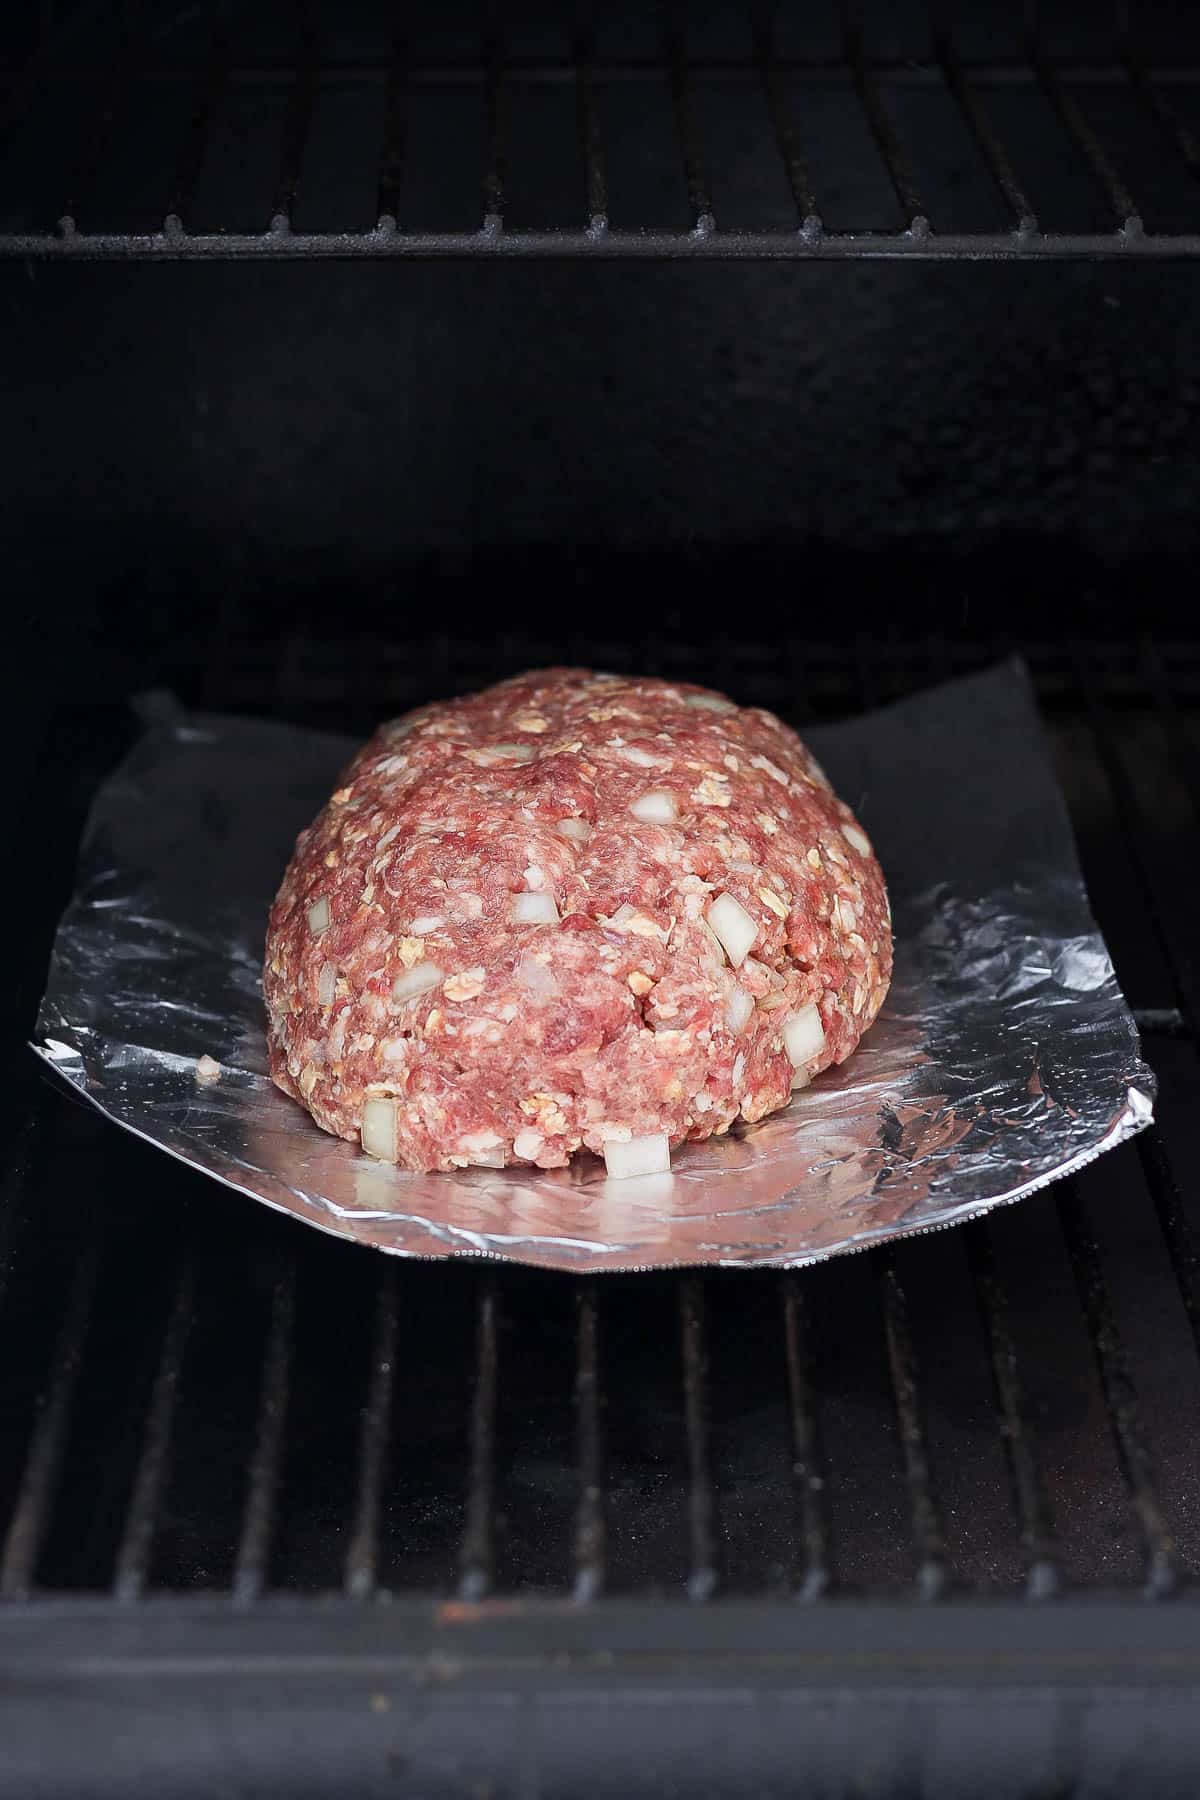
[{"xmin": 264, "ymin": 670, "xmax": 893, "ymax": 1175}]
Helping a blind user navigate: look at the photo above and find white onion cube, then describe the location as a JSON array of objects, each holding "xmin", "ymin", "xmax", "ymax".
[
  {"xmin": 629, "ymin": 790, "xmax": 677, "ymax": 825},
  {"xmin": 556, "ymin": 817, "xmax": 592, "ymax": 842},
  {"xmin": 511, "ymin": 892, "xmax": 560, "ymax": 926},
  {"xmin": 783, "ymin": 1003, "xmax": 826, "ymax": 1071},
  {"xmin": 684, "ymin": 693, "xmax": 735, "ymax": 713},
  {"xmin": 842, "ymin": 823, "xmax": 872, "ymax": 856},
  {"xmin": 603, "ymin": 1133, "xmax": 671, "ymax": 1181},
  {"xmin": 361, "ymin": 1097, "xmax": 398, "ymax": 1162},
  {"xmin": 392, "ymin": 962, "xmax": 444, "ymax": 1004},
  {"xmin": 706, "ymin": 893, "xmax": 758, "ymax": 968},
  {"xmin": 306, "ymin": 896, "xmax": 331, "ymax": 935},
  {"xmin": 724, "ymin": 984, "xmax": 754, "ymax": 1035}
]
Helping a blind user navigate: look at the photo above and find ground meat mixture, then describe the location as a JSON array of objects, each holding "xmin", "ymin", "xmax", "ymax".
[{"xmin": 264, "ymin": 670, "xmax": 892, "ymax": 1175}]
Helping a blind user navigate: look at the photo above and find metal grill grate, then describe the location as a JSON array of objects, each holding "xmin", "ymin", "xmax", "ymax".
[
  {"xmin": 5, "ymin": 3, "xmax": 1200, "ymax": 258},
  {"xmin": 2, "ymin": 635, "xmax": 1199, "ymax": 1613}
]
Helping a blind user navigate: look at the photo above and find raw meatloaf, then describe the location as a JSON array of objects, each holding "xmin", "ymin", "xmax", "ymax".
[{"xmin": 264, "ymin": 670, "xmax": 892, "ymax": 1175}]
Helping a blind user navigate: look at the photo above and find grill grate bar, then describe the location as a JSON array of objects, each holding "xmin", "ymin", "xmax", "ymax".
[
  {"xmin": 879, "ymin": 1257, "xmax": 947, "ymax": 1597},
  {"xmin": 1056, "ymin": 1184, "xmax": 1179, "ymax": 1596},
  {"xmin": 573, "ymin": 21, "xmax": 608, "ymax": 232},
  {"xmin": 344, "ymin": 1265, "xmax": 398, "ymax": 1600},
  {"xmin": 0, "ymin": 1238, "xmax": 101, "ymax": 1601},
  {"xmin": 0, "ymin": 1102, "xmax": 52, "ymax": 1324},
  {"xmin": 11, "ymin": 229, "xmax": 1200, "ymax": 261},
  {"xmin": 480, "ymin": 14, "xmax": 508, "ymax": 233},
  {"xmin": 0, "ymin": 26, "xmax": 51, "ymax": 144},
  {"xmin": 572, "ymin": 1283, "xmax": 605, "ymax": 1601},
  {"xmin": 1074, "ymin": 642, "xmax": 1200, "ymax": 1037},
  {"xmin": 665, "ymin": 14, "xmax": 715, "ymax": 234},
  {"xmin": 458, "ymin": 1277, "xmax": 499, "ymax": 1601},
  {"xmin": 781, "ymin": 1276, "xmax": 830, "ymax": 1599},
  {"xmin": 57, "ymin": 0, "xmax": 143, "ymax": 234},
  {"xmin": 269, "ymin": 0, "xmax": 320, "ymax": 234},
  {"xmin": 164, "ymin": 4, "xmax": 229, "ymax": 232},
  {"xmin": 375, "ymin": 8, "xmax": 409, "ymax": 229},
  {"xmin": 232, "ymin": 1256, "xmax": 296, "ymax": 1607},
  {"xmin": 1029, "ymin": 36, "xmax": 1142, "ymax": 234},
  {"xmin": 679, "ymin": 1275, "xmax": 718, "ymax": 1599},
  {"xmin": 1136, "ymin": 1129, "xmax": 1200, "ymax": 1366},
  {"xmin": 1122, "ymin": 43, "xmax": 1200, "ymax": 186},
  {"xmin": 112, "ymin": 1259, "xmax": 196, "ymax": 1604},
  {"xmin": 966, "ymin": 1223, "xmax": 1059, "ymax": 1598},
  {"xmin": 935, "ymin": 24, "xmax": 1038, "ymax": 234},
  {"xmin": 843, "ymin": 7, "xmax": 929, "ymax": 236},
  {"xmin": 1142, "ymin": 637, "xmax": 1200, "ymax": 833},
  {"xmin": 25, "ymin": 56, "xmax": 1200, "ymax": 89},
  {"xmin": 754, "ymin": 14, "xmax": 821, "ymax": 233}
]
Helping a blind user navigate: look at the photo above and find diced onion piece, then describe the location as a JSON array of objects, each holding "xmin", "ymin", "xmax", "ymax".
[
  {"xmin": 842, "ymin": 823, "xmax": 872, "ymax": 856},
  {"xmin": 630, "ymin": 790, "xmax": 677, "ymax": 825},
  {"xmin": 783, "ymin": 1003, "xmax": 826, "ymax": 1078},
  {"xmin": 603, "ymin": 1134, "xmax": 671, "ymax": 1181},
  {"xmin": 622, "ymin": 745, "xmax": 661, "ymax": 768},
  {"xmin": 408, "ymin": 913, "xmax": 446, "ymax": 934},
  {"xmin": 511, "ymin": 892, "xmax": 560, "ymax": 926},
  {"xmin": 514, "ymin": 1128, "xmax": 544, "ymax": 1161},
  {"xmin": 306, "ymin": 896, "xmax": 331, "ymax": 935},
  {"xmin": 684, "ymin": 692, "xmax": 735, "ymax": 713},
  {"xmin": 361, "ymin": 1097, "xmax": 398, "ymax": 1162},
  {"xmin": 392, "ymin": 961, "xmax": 444, "ymax": 1004},
  {"xmin": 706, "ymin": 893, "xmax": 758, "ymax": 968},
  {"xmin": 459, "ymin": 1131, "xmax": 503, "ymax": 1166},
  {"xmin": 556, "ymin": 817, "xmax": 592, "ymax": 842},
  {"xmin": 725, "ymin": 985, "xmax": 754, "ymax": 1035},
  {"xmin": 317, "ymin": 960, "xmax": 338, "ymax": 1008},
  {"xmin": 732, "ymin": 1052, "xmax": 746, "ymax": 1087},
  {"xmin": 490, "ymin": 743, "xmax": 535, "ymax": 761}
]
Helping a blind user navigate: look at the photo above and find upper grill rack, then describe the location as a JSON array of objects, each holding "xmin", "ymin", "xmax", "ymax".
[{"xmin": 5, "ymin": 6, "xmax": 1200, "ymax": 259}]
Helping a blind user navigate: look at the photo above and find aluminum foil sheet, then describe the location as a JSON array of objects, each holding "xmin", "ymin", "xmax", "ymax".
[{"xmin": 32, "ymin": 661, "xmax": 1154, "ymax": 1272}]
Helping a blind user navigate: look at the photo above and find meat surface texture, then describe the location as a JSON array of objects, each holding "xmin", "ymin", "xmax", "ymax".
[{"xmin": 264, "ymin": 670, "xmax": 892, "ymax": 1173}]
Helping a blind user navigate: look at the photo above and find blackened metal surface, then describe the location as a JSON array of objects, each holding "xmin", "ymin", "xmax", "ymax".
[{"xmin": 4, "ymin": 1598, "xmax": 1200, "ymax": 1800}]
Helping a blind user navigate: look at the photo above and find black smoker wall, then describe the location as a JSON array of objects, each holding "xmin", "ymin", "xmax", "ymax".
[{"xmin": 2, "ymin": 260, "xmax": 1198, "ymax": 680}]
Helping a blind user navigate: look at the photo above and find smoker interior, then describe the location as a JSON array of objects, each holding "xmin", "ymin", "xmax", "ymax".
[{"xmin": 4, "ymin": 3, "xmax": 1200, "ymax": 1797}]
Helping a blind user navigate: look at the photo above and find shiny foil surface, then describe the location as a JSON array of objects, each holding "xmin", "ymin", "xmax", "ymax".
[{"xmin": 32, "ymin": 662, "xmax": 1154, "ymax": 1272}]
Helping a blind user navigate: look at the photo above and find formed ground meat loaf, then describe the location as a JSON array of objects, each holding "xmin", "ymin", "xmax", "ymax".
[{"xmin": 264, "ymin": 670, "xmax": 892, "ymax": 1174}]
